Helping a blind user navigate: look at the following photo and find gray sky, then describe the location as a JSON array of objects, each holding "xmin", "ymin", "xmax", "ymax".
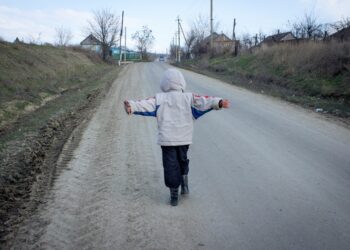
[{"xmin": 0, "ymin": 0, "xmax": 349, "ymax": 53}]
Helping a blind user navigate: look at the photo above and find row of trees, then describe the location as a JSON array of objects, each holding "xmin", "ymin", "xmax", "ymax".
[{"xmin": 290, "ymin": 15, "xmax": 350, "ymax": 40}]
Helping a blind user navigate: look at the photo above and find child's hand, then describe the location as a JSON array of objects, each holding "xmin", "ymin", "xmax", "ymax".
[
  {"xmin": 124, "ymin": 100, "xmax": 132, "ymax": 114},
  {"xmin": 219, "ymin": 99, "xmax": 230, "ymax": 108}
]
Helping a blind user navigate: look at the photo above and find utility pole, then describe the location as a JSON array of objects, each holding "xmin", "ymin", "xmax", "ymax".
[
  {"xmin": 174, "ymin": 32, "xmax": 178, "ymax": 62},
  {"xmin": 179, "ymin": 21, "xmax": 189, "ymax": 58},
  {"xmin": 179, "ymin": 21, "xmax": 188, "ymax": 47},
  {"xmin": 232, "ymin": 18, "xmax": 236, "ymax": 40},
  {"xmin": 232, "ymin": 18, "xmax": 238, "ymax": 56},
  {"xmin": 210, "ymin": 0, "xmax": 213, "ymax": 51},
  {"xmin": 118, "ymin": 10, "xmax": 124, "ymax": 66},
  {"xmin": 124, "ymin": 27, "xmax": 126, "ymax": 62},
  {"xmin": 176, "ymin": 16, "xmax": 181, "ymax": 63}
]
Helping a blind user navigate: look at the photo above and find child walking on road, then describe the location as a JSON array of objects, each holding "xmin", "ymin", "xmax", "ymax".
[{"xmin": 124, "ymin": 68, "xmax": 229, "ymax": 206}]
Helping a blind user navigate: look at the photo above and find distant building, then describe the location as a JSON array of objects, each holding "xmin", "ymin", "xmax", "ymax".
[
  {"xmin": 80, "ymin": 34, "xmax": 101, "ymax": 53},
  {"xmin": 329, "ymin": 27, "xmax": 350, "ymax": 42},
  {"xmin": 202, "ymin": 32, "xmax": 238, "ymax": 54},
  {"xmin": 261, "ymin": 31, "xmax": 296, "ymax": 47}
]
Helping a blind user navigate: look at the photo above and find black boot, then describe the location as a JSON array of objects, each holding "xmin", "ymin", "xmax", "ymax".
[
  {"xmin": 181, "ymin": 175, "xmax": 189, "ymax": 195},
  {"xmin": 170, "ymin": 188, "xmax": 179, "ymax": 206}
]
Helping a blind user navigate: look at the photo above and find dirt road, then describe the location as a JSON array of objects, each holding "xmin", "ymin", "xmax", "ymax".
[{"xmin": 11, "ymin": 62, "xmax": 350, "ymax": 249}]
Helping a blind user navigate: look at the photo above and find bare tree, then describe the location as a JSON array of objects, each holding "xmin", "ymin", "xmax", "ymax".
[
  {"xmin": 184, "ymin": 30, "xmax": 196, "ymax": 58},
  {"xmin": 258, "ymin": 30, "xmax": 266, "ymax": 44},
  {"xmin": 192, "ymin": 15, "xmax": 211, "ymax": 42},
  {"xmin": 169, "ymin": 44, "xmax": 177, "ymax": 60},
  {"xmin": 87, "ymin": 9, "xmax": 120, "ymax": 61},
  {"xmin": 331, "ymin": 17, "xmax": 350, "ymax": 31},
  {"xmin": 27, "ymin": 33, "xmax": 42, "ymax": 45},
  {"xmin": 241, "ymin": 33, "xmax": 253, "ymax": 49},
  {"xmin": 291, "ymin": 13, "xmax": 323, "ymax": 39},
  {"xmin": 254, "ymin": 34, "xmax": 258, "ymax": 46},
  {"xmin": 55, "ymin": 27, "xmax": 73, "ymax": 47},
  {"xmin": 189, "ymin": 14, "xmax": 220, "ymax": 57},
  {"xmin": 132, "ymin": 26, "xmax": 155, "ymax": 60}
]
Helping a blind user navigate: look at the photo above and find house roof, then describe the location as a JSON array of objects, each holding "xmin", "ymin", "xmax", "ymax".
[
  {"xmin": 203, "ymin": 32, "xmax": 234, "ymax": 44},
  {"xmin": 263, "ymin": 32, "xmax": 294, "ymax": 43},
  {"xmin": 80, "ymin": 34, "xmax": 101, "ymax": 46},
  {"xmin": 329, "ymin": 26, "xmax": 350, "ymax": 40}
]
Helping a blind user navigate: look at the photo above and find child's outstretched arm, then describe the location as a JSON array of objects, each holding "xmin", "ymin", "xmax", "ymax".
[
  {"xmin": 124, "ymin": 97, "xmax": 158, "ymax": 117},
  {"xmin": 191, "ymin": 94, "xmax": 230, "ymax": 119}
]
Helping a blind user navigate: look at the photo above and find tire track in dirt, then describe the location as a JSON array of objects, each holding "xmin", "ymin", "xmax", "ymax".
[
  {"xmin": 11, "ymin": 66, "xmax": 128, "ymax": 249},
  {"xmin": 10, "ymin": 64, "xmax": 168, "ymax": 249}
]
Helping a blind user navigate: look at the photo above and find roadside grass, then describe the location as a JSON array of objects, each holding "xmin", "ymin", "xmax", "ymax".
[
  {"xmin": 0, "ymin": 42, "xmax": 105, "ymax": 126},
  {"xmin": 0, "ymin": 42, "xmax": 120, "ymax": 151},
  {"xmin": 180, "ymin": 41, "xmax": 350, "ymax": 117},
  {"xmin": 0, "ymin": 66, "xmax": 118, "ymax": 151}
]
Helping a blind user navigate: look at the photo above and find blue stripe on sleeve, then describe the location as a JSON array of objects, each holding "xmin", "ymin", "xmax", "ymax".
[
  {"xmin": 191, "ymin": 107, "xmax": 213, "ymax": 119},
  {"xmin": 134, "ymin": 105, "xmax": 159, "ymax": 117}
]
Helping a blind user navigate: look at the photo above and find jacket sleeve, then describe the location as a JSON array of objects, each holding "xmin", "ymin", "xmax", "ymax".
[
  {"xmin": 191, "ymin": 94, "xmax": 222, "ymax": 119},
  {"xmin": 128, "ymin": 97, "xmax": 158, "ymax": 117}
]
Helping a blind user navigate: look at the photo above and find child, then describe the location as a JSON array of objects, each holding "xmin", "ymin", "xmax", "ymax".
[{"xmin": 124, "ymin": 68, "xmax": 229, "ymax": 206}]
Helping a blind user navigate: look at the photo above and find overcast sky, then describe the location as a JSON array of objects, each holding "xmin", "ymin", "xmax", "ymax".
[{"xmin": 0, "ymin": 0, "xmax": 349, "ymax": 53}]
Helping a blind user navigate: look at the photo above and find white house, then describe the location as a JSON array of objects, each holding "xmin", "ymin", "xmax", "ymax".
[{"xmin": 80, "ymin": 34, "xmax": 102, "ymax": 53}]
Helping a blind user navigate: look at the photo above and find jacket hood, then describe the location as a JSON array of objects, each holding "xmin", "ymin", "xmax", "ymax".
[{"xmin": 160, "ymin": 69, "xmax": 186, "ymax": 92}]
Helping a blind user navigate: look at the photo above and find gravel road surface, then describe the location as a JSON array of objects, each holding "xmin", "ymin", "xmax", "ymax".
[{"xmin": 12, "ymin": 62, "xmax": 350, "ymax": 249}]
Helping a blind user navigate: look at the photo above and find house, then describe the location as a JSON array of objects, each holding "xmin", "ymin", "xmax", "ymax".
[
  {"xmin": 80, "ymin": 34, "xmax": 101, "ymax": 53},
  {"xmin": 202, "ymin": 32, "xmax": 238, "ymax": 54},
  {"xmin": 329, "ymin": 26, "xmax": 350, "ymax": 42},
  {"xmin": 261, "ymin": 31, "xmax": 296, "ymax": 47}
]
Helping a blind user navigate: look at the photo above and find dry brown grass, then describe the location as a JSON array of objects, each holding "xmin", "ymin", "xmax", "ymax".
[
  {"xmin": 0, "ymin": 43, "xmax": 113, "ymax": 127},
  {"xmin": 256, "ymin": 41, "xmax": 350, "ymax": 78}
]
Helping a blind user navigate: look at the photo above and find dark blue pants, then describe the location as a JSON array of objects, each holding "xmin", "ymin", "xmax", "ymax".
[{"xmin": 161, "ymin": 145, "xmax": 189, "ymax": 188}]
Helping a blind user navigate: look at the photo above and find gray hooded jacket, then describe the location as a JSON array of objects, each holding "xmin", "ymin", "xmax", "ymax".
[{"xmin": 128, "ymin": 68, "xmax": 222, "ymax": 146}]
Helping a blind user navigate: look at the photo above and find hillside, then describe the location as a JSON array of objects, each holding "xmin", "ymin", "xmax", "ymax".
[
  {"xmin": 0, "ymin": 42, "xmax": 120, "ymax": 242},
  {"xmin": 181, "ymin": 41, "xmax": 350, "ymax": 118},
  {"xmin": 0, "ymin": 42, "xmax": 111, "ymax": 128}
]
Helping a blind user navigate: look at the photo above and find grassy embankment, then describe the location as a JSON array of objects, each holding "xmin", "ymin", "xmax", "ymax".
[
  {"xmin": 0, "ymin": 42, "xmax": 119, "ymax": 150},
  {"xmin": 0, "ymin": 42, "xmax": 121, "ymax": 243},
  {"xmin": 181, "ymin": 41, "xmax": 350, "ymax": 117}
]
